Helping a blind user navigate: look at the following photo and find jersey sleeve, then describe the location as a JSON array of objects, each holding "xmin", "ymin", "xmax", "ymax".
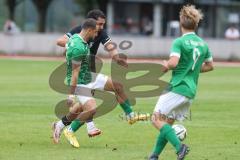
[
  {"xmin": 204, "ymin": 46, "xmax": 213, "ymax": 62},
  {"xmin": 66, "ymin": 26, "xmax": 82, "ymax": 38},
  {"xmin": 170, "ymin": 38, "xmax": 181, "ymax": 58},
  {"xmin": 100, "ymin": 30, "xmax": 111, "ymax": 45},
  {"xmin": 71, "ymin": 48, "xmax": 85, "ymax": 65}
]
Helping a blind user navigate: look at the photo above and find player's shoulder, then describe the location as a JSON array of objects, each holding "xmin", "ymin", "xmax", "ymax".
[
  {"xmin": 174, "ymin": 37, "xmax": 183, "ymax": 42},
  {"xmin": 172, "ymin": 37, "xmax": 183, "ymax": 46},
  {"xmin": 98, "ymin": 29, "xmax": 110, "ymax": 38},
  {"xmin": 99, "ymin": 29, "xmax": 108, "ymax": 35},
  {"xmin": 69, "ymin": 35, "xmax": 86, "ymax": 49},
  {"xmin": 197, "ymin": 36, "xmax": 209, "ymax": 48},
  {"xmin": 70, "ymin": 34, "xmax": 81, "ymax": 43},
  {"xmin": 66, "ymin": 25, "xmax": 82, "ymax": 37}
]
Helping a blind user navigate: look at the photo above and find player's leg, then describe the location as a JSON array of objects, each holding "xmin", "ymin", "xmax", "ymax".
[
  {"xmin": 78, "ymin": 98, "xmax": 101, "ymax": 137},
  {"xmin": 64, "ymin": 83, "xmax": 101, "ymax": 141},
  {"xmin": 104, "ymin": 77, "xmax": 149, "ymax": 124},
  {"xmin": 66, "ymin": 115, "xmax": 100, "ymax": 138},
  {"xmin": 69, "ymin": 119, "xmax": 100, "ymax": 137},
  {"xmin": 149, "ymin": 92, "xmax": 190, "ymax": 160},
  {"xmin": 63, "ymin": 104, "xmax": 85, "ymax": 148},
  {"xmin": 149, "ymin": 113, "xmax": 169, "ymax": 160},
  {"xmin": 63, "ymin": 92, "xmax": 100, "ymax": 147},
  {"xmin": 64, "ymin": 98, "xmax": 97, "ymax": 148},
  {"xmin": 52, "ymin": 102, "xmax": 83, "ymax": 144}
]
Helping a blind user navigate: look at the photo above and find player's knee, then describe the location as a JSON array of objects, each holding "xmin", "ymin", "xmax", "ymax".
[
  {"xmin": 113, "ymin": 82, "xmax": 124, "ymax": 93},
  {"xmin": 89, "ymin": 107, "xmax": 97, "ymax": 115},
  {"xmin": 70, "ymin": 103, "xmax": 82, "ymax": 114}
]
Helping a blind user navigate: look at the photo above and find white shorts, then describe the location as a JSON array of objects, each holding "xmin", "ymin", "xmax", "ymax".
[
  {"xmin": 74, "ymin": 73, "xmax": 108, "ymax": 105},
  {"xmin": 154, "ymin": 91, "xmax": 192, "ymax": 121}
]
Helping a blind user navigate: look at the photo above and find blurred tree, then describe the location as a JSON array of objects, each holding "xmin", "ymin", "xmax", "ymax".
[
  {"xmin": 74, "ymin": 0, "xmax": 97, "ymax": 15},
  {"xmin": 74, "ymin": 0, "xmax": 108, "ymax": 15},
  {"xmin": 97, "ymin": 0, "xmax": 108, "ymax": 13},
  {"xmin": 5, "ymin": 0, "xmax": 23, "ymax": 21},
  {"xmin": 32, "ymin": 0, "xmax": 53, "ymax": 32},
  {"xmin": 184, "ymin": 0, "xmax": 195, "ymax": 4}
]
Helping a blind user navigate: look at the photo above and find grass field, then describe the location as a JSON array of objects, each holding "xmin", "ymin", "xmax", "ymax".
[{"xmin": 0, "ymin": 58, "xmax": 240, "ymax": 160}]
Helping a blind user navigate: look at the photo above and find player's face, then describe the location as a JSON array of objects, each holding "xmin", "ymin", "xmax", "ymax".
[{"xmin": 96, "ymin": 17, "xmax": 105, "ymax": 31}]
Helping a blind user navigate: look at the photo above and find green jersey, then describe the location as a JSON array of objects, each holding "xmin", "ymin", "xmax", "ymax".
[
  {"xmin": 66, "ymin": 34, "xmax": 92, "ymax": 85},
  {"xmin": 169, "ymin": 32, "xmax": 212, "ymax": 99}
]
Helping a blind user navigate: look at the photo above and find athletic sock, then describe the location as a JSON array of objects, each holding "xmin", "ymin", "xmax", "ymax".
[
  {"xmin": 68, "ymin": 120, "xmax": 85, "ymax": 132},
  {"xmin": 153, "ymin": 131, "xmax": 168, "ymax": 155},
  {"xmin": 120, "ymin": 99, "xmax": 133, "ymax": 115},
  {"xmin": 56, "ymin": 120, "xmax": 65, "ymax": 130},
  {"xmin": 61, "ymin": 115, "xmax": 71, "ymax": 126},
  {"xmin": 86, "ymin": 121, "xmax": 96, "ymax": 132},
  {"xmin": 161, "ymin": 124, "xmax": 181, "ymax": 153}
]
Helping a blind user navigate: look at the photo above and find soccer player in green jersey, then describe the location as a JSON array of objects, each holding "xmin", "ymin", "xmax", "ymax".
[
  {"xmin": 52, "ymin": 18, "xmax": 99, "ymax": 144},
  {"xmin": 55, "ymin": 10, "xmax": 149, "ymax": 148},
  {"xmin": 52, "ymin": 18, "xmax": 149, "ymax": 146},
  {"xmin": 148, "ymin": 5, "xmax": 214, "ymax": 160}
]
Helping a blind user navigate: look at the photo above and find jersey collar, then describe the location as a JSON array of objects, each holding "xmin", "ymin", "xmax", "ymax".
[
  {"xmin": 78, "ymin": 34, "xmax": 87, "ymax": 43},
  {"xmin": 182, "ymin": 32, "xmax": 195, "ymax": 37}
]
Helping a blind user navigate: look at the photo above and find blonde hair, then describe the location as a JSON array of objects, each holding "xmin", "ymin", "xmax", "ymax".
[{"xmin": 180, "ymin": 5, "xmax": 203, "ymax": 30}]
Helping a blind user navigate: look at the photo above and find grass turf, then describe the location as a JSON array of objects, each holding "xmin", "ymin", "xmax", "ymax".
[{"xmin": 0, "ymin": 58, "xmax": 239, "ymax": 160}]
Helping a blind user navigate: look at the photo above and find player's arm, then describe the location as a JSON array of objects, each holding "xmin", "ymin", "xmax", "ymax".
[
  {"xmin": 56, "ymin": 35, "xmax": 68, "ymax": 56},
  {"xmin": 70, "ymin": 62, "xmax": 81, "ymax": 95},
  {"xmin": 56, "ymin": 35, "xmax": 69, "ymax": 47},
  {"xmin": 161, "ymin": 39, "xmax": 181, "ymax": 72},
  {"xmin": 105, "ymin": 42, "xmax": 118, "ymax": 58},
  {"xmin": 67, "ymin": 62, "xmax": 81, "ymax": 106},
  {"xmin": 201, "ymin": 46, "xmax": 214, "ymax": 73},
  {"xmin": 161, "ymin": 56, "xmax": 180, "ymax": 73},
  {"xmin": 101, "ymin": 31, "xmax": 128, "ymax": 67},
  {"xmin": 105, "ymin": 42, "xmax": 128, "ymax": 68},
  {"xmin": 200, "ymin": 61, "xmax": 214, "ymax": 73},
  {"xmin": 67, "ymin": 48, "xmax": 82, "ymax": 105},
  {"xmin": 56, "ymin": 26, "xmax": 81, "ymax": 47},
  {"xmin": 167, "ymin": 56, "xmax": 180, "ymax": 69}
]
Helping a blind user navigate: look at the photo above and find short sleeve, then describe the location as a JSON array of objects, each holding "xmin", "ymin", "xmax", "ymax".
[
  {"xmin": 170, "ymin": 39, "xmax": 181, "ymax": 58},
  {"xmin": 71, "ymin": 48, "xmax": 85, "ymax": 65},
  {"xmin": 100, "ymin": 30, "xmax": 111, "ymax": 45},
  {"xmin": 66, "ymin": 26, "xmax": 82, "ymax": 38},
  {"xmin": 204, "ymin": 46, "xmax": 213, "ymax": 62}
]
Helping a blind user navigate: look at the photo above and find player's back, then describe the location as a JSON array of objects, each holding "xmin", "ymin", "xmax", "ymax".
[
  {"xmin": 65, "ymin": 34, "xmax": 91, "ymax": 85},
  {"xmin": 170, "ymin": 32, "xmax": 212, "ymax": 99},
  {"xmin": 66, "ymin": 34, "xmax": 88, "ymax": 58}
]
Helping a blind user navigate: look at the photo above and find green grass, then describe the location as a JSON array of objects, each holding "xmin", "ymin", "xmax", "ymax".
[{"xmin": 0, "ymin": 58, "xmax": 240, "ymax": 160}]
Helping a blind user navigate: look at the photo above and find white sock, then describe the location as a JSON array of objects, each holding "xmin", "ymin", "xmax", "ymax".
[
  {"xmin": 127, "ymin": 112, "xmax": 135, "ymax": 119},
  {"xmin": 56, "ymin": 120, "xmax": 65, "ymax": 130},
  {"xmin": 86, "ymin": 121, "xmax": 96, "ymax": 132}
]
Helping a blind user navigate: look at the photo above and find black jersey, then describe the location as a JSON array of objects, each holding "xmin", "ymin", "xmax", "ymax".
[{"xmin": 66, "ymin": 26, "xmax": 111, "ymax": 72}]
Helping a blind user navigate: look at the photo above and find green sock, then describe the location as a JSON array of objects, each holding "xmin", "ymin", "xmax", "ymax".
[
  {"xmin": 120, "ymin": 99, "xmax": 133, "ymax": 115},
  {"xmin": 153, "ymin": 132, "xmax": 168, "ymax": 155},
  {"xmin": 69, "ymin": 120, "xmax": 85, "ymax": 132},
  {"xmin": 161, "ymin": 124, "xmax": 181, "ymax": 153}
]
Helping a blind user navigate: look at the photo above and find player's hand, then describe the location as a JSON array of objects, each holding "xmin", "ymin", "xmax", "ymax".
[
  {"xmin": 116, "ymin": 57, "xmax": 128, "ymax": 68},
  {"xmin": 161, "ymin": 60, "xmax": 169, "ymax": 73},
  {"xmin": 67, "ymin": 95, "xmax": 75, "ymax": 107},
  {"xmin": 113, "ymin": 55, "xmax": 128, "ymax": 68}
]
